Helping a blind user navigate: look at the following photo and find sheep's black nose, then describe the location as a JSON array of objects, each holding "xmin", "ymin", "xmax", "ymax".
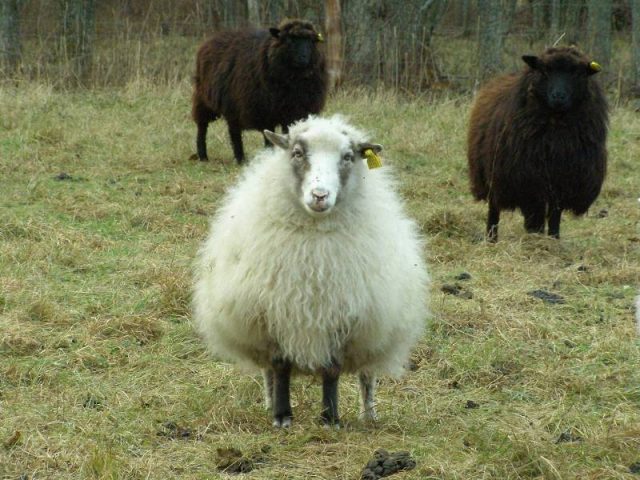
[{"xmin": 312, "ymin": 189, "xmax": 329, "ymax": 202}]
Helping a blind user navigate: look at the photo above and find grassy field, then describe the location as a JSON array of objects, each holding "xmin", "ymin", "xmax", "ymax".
[{"xmin": 1, "ymin": 81, "xmax": 639, "ymax": 479}]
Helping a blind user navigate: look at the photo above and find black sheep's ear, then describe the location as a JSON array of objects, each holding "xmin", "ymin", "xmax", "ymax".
[
  {"xmin": 269, "ymin": 28, "xmax": 280, "ymax": 39},
  {"xmin": 522, "ymin": 55, "xmax": 541, "ymax": 70},
  {"xmin": 586, "ymin": 60, "xmax": 602, "ymax": 75},
  {"xmin": 264, "ymin": 130, "xmax": 289, "ymax": 150}
]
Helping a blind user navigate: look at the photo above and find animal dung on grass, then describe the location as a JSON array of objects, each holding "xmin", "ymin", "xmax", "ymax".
[
  {"xmin": 467, "ymin": 46, "xmax": 608, "ymax": 241},
  {"xmin": 193, "ymin": 115, "xmax": 430, "ymax": 428},
  {"xmin": 191, "ymin": 19, "xmax": 328, "ymax": 164}
]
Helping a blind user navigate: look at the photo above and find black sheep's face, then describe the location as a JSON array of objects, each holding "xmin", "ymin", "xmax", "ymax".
[
  {"xmin": 270, "ymin": 28, "xmax": 318, "ymax": 69},
  {"xmin": 522, "ymin": 54, "xmax": 600, "ymax": 113}
]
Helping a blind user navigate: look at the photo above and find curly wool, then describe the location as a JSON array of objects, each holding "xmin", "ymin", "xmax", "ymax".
[{"xmin": 193, "ymin": 116, "xmax": 429, "ymax": 376}]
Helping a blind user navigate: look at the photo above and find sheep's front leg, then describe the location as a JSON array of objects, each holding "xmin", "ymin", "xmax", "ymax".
[
  {"xmin": 358, "ymin": 373, "xmax": 377, "ymax": 421},
  {"xmin": 487, "ymin": 203, "xmax": 500, "ymax": 242},
  {"xmin": 548, "ymin": 206, "xmax": 562, "ymax": 239},
  {"xmin": 271, "ymin": 357, "xmax": 292, "ymax": 428},
  {"xmin": 262, "ymin": 368, "xmax": 274, "ymax": 411},
  {"xmin": 320, "ymin": 361, "xmax": 341, "ymax": 427}
]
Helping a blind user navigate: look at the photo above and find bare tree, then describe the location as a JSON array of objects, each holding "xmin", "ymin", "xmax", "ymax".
[
  {"xmin": 60, "ymin": 0, "xmax": 96, "ymax": 84},
  {"xmin": 0, "ymin": 0, "xmax": 21, "ymax": 74},
  {"xmin": 632, "ymin": 0, "xmax": 640, "ymax": 93},
  {"xmin": 324, "ymin": 0, "xmax": 342, "ymax": 89},
  {"xmin": 247, "ymin": 0, "xmax": 260, "ymax": 26},
  {"xmin": 587, "ymin": 0, "xmax": 611, "ymax": 72},
  {"xmin": 563, "ymin": 0, "xmax": 583, "ymax": 45},
  {"xmin": 531, "ymin": 0, "xmax": 547, "ymax": 40},
  {"xmin": 550, "ymin": 0, "xmax": 561, "ymax": 41},
  {"xmin": 478, "ymin": 0, "xmax": 502, "ymax": 82},
  {"xmin": 461, "ymin": 0, "xmax": 473, "ymax": 37}
]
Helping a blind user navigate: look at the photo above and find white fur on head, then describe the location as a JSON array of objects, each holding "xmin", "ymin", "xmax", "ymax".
[{"xmin": 266, "ymin": 115, "xmax": 382, "ymax": 217}]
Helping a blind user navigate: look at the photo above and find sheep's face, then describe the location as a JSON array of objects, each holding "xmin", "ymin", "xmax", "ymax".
[
  {"xmin": 264, "ymin": 126, "xmax": 382, "ymax": 217},
  {"xmin": 522, "ymin": 48, "xmax": 600, "ymax": 112},
  {"xmin": 270, "ymin": 21, "xmax": 322, "ymax": 69}
]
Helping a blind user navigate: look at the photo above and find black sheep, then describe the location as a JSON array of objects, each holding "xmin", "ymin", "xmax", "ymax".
[
  {"xmin": 192, "ymin": 19, "xmax": 328, "ymax": 164},
  {"xmin": 467, "ymin": 46, "xmax": 608, "ymax": 241}
]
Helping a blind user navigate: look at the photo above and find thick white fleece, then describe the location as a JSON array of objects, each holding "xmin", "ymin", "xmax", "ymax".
[{"xmin": 193, "ymin": 116, "xmax": 429, "ymax": 375}]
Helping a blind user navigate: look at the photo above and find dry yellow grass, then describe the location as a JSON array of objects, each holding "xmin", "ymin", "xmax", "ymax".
[{"xmin": 1, "ymin": 80, "xmax": 639, "ymax": 479}]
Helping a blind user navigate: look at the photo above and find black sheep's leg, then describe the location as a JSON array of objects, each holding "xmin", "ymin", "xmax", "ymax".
[
  {"xmin": 227, "ymin": 122, "xmax": 245, "ymax": 164},
  {"xmin": 320, "ymin": 360, "xmax": 341, "ymax": 427},
  {"xmin": 522, "ymin": 203, "xmax": 546, "ymax": 235},
  {"xmin": 548, "ymin": 206, "xmax": 562, "ymax": 239},
  {"xmin": 487, "ymin": 202, "xmax": 500, "ymax": 242},
  {"xmin": 193, "ymin": 102, "xmax": 216, "ymax": 161},
  {"xmin": 196, "ymin": 121, "xmax": 210, "ymax": 161},
  {"xmin": 271, "ymin": 357, "xmax": 292, "ymax": 428}
]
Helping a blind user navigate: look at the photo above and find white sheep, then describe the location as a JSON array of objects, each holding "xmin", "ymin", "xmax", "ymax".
[{"xmin": 193, "ymin": 115, "xmax": 429, "ymax": 427}]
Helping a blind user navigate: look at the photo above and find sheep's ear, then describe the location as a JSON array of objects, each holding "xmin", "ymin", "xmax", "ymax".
[
  {"xmin": 522, "ymin": 55, "xmax": 541, "ymax": 70},
  {"xmin": 586, "ymin": 60, "xmax": 602, "ymax": 75},
  {"xmin": 269, "ymin": 28, "xmax": 280, "ymax": 39},
  {"xmin": 264, "ymin": 130, "xmax": 289, "ymax": 150},
  {"xmin": 358, "ymin": 142, "xmax": 383, "ymax": 156}
]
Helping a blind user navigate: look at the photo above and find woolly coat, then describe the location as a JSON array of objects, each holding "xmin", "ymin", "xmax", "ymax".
[
  {"xmin": 467, "ymin": 52, "xmax": 608, "ymax": 215},
  {"xmin": 192, "ymin": 21, "xmax": 327, "ymax": 132},
  {"xmin": 193, "ymin": 120, "xmax": 429, "ymax": 376}
]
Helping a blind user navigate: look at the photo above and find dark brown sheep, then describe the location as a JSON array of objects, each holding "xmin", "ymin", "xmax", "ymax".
[
  {"xmin": 467, "ymin": 47, "xmax": 608, "ymax": 241},
  {"xmin": 192, "ymin": 19, "xmax": 328, "ymax": 164}
]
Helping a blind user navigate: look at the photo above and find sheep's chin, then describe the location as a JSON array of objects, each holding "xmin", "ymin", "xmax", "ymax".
[{"xmin": 303, "ymin": 202, "xmax": 334, "ymax": 217}]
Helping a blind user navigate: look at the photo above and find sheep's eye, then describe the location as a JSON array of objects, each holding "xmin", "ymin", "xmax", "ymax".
[
  {"xmin": 292, "ymin": 147, "xmax": 304, "ymax": 159},
  {"xmin": 342, "ymin": 152, "xmax": 354, "ymax": 162}
]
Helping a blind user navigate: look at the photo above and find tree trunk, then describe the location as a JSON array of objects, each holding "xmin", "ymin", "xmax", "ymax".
[
  {"xmin": 550, "ymin": 0, "xmax": 561, "ymax": 42},
  {"xmin": 531, "ymin": 0, "xmax": 547, "ymax": 40},
  {"xmin": 324, "ymin": 0, "xmax": 342, "ymax": 89},
  {"xmin": 61, "ymin": 0, "xmax": 96, "ymax": 85},
  {"xmin": 461, "ymin": 0, "xmax": 473, "ymax": 37},
  {"xmin": 632, "ymin": 0, "xmax": 640, "ymax": 93},
  {"xmin": 501, "ymin": 0, "xmax": 518, "ymax": 36},
  {"xmin": 477, "ymin": 0, "xmax": 502, "ymax": 82},
  {"xmin": 247, "ymin": 0, "xmax": 260, "ymax": 26},
  {"xmin": 587, "ymin": 0, "xmax": 611, "ymax": 72},
  {"xmin": 563, "ymin": 0, "xmax": 583, "ymax": 45},
  {"xmin": 0, "ymin": 0, "xmax": 21, "ymax": 74}
]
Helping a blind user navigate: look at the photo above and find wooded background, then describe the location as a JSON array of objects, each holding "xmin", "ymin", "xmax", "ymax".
[{"xmin": 1, "ymin": 0, "xmax": 639, "ymax": 95}]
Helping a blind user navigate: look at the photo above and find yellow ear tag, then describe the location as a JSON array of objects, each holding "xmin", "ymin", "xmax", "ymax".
[
  {"xmin": 364, "ymin": 149, "xmax": 382, "ymax": 169},
  {"xmin": 589, "ymin": 61, "xmax": 602, "ymax": 72},
  {"xmin": 317, "ymin": 33, "xmax": 324, "ymax": 42}
]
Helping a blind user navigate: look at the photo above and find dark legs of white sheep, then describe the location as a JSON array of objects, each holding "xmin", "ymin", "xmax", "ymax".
[
  {"xmin": 262, "ymin": 368, "xmax": 274, "ymax": 411},
  {"xmin": 358, "ymin": 373, "xmax": 377, "ymax": 421},
  {"xmin": 270, "ymin": 357, "xmax": 292, "ymax": 428},
  {"xmin": 320, "ymin": 361, "xmax": 341, "ymax": 427}
]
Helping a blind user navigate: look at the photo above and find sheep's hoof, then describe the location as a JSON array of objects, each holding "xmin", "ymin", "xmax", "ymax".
[
  {"xmin": 320, "ymin": 416, "xmax": 341, "ymax": 429},
  {"xmin": 359, "ymin": 408, "xmax": 378, "ymax": 423},
  {"xmin": 272, "ymin": 415, "xmax": 292, "ymax": 428}
]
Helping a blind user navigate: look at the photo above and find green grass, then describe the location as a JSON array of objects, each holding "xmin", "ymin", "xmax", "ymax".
[{"xmin": 1, "ymin": 80, "xmax": 639, "ymax": 479}]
